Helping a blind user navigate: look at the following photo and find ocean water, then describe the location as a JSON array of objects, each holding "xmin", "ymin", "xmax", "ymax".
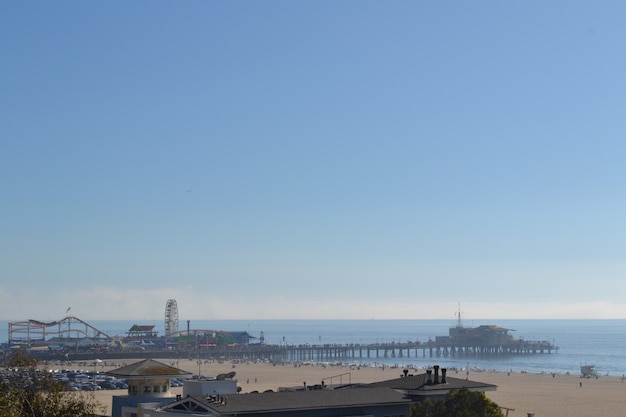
[{"xmin": 2, "ymin": 319, "xmax": 625, "ymax": 376}]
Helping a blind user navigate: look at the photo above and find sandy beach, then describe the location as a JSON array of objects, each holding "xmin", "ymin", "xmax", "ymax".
[{"xmin": 75, "ymin": 359, "xmax": 625, "ymax": 417}]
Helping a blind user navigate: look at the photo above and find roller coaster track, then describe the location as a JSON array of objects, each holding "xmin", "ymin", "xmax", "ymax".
[{"xmin": 8, "ymin": 316, "xmax": 112, "ymax": 344}]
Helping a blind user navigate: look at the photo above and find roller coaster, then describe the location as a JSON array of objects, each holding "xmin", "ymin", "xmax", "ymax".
[{"xmin": 8, "ymin": 316, "xmax": 112, "ymax": 345}]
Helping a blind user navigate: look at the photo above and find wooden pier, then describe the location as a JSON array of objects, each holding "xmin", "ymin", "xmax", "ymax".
[
  {"xmin": 31, "ymin": 339, "xmax": 557, "ymax": 363},
  {"xmin": 252, "ymin": 340, "xmax": 558, "ymax": 362}
]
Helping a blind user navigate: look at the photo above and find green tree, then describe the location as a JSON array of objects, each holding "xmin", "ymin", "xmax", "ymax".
[
  {"xmin": 0, "ymin": 351, "xmax": 104, "ymax": 417},
  {"xmin": 411, "ymin": 387, "xmax": 504, "ymax": 417},
  {"xmin": 411, "ymin": 397, "xmax": 446, "ymax": 417}
]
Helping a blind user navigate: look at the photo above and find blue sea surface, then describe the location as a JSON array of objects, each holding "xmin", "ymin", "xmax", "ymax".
[{"xmin": 2, "ymin": 319, "xmax": 625, "ymax": 376}]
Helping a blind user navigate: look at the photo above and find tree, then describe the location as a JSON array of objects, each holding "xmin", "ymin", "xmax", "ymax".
[
  {"xmin": 0, "ymin": 351, "xmax": 104, "ymax": 417},
  {"xmin": 411, "ymin": 397, "xmax": 446, "ymax": 417},
  {"xmin": 411, "ymin": 387, "xmax": 504, "ymax": 417}
]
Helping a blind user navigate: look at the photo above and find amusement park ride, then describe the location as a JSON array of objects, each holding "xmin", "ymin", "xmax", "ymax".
[
  {"xmin": 7, "ymin": 299, "xmax": 181, "ymax": 347},
  {"xmin": 8, "ymin": 315, "xmax": 113, "ymax": 346},
  {"xmin": 5, "ymin": 299, "xmax": 254, "ymax": 351},
  {"xmin": 164, "ymin": 298, "xmax": 179, "ymax": 337}
]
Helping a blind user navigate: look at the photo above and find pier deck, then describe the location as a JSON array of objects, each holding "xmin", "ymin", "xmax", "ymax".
[
  {"xmin": 37, "ymin": 340, "xmax": 558, "ymax": 363},
  {"xmin": 259, "ymin": 340, "xmax": 558, "ymax": 362}
]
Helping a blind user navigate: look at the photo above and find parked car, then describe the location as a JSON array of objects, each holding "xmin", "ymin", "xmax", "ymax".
[
  {"xmin": 114, "ymin": 380, "xmax": 128, "ymax": 389},
  {"xmin": 98, "ymin": 381, "xmax": 117, "ymax": 390}
]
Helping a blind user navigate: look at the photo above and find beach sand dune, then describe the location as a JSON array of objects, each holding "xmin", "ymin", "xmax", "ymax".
[{"xmin": 81, "ymin": 360, "xmax": 625, "ymax": 417}]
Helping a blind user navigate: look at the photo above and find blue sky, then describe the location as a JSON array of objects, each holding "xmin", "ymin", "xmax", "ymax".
[{"xmin": 2, "ymin": 2, "xmax": 626, "ymax": 321}]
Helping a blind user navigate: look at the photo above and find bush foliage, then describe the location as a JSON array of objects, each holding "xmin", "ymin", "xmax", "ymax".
[
  {"xmin": 411, "ymin": 387, "xmax": 504, "ymax": 417},
  {"xmin": 0, "ymin": 351, "xmax": 104, "ymax": 417}
]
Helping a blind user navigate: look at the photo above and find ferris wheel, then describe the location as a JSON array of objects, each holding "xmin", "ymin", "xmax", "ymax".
[{"xmin": 164, "ymin": 299, "xmax": 179, "ymax": 337}]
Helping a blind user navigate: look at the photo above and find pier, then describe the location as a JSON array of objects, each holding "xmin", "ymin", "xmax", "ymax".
[
  {"xmin": 218, "ymin": 340, "xmax": 558, "ymax": 362},
  {"xmin": 7, "ymin": 313, "xmax": 558, "ymax": 364},
  {"xmin": 41, "ymin": 339, "xmax": 558, "ymax": 364}
]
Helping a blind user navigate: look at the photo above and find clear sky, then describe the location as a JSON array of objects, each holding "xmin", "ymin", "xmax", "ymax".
[{"xmin": 2, "ymin": 2, "xmax": 626, "ymax": 322}]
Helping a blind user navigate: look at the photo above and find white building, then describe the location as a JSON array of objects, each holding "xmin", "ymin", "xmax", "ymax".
[
  {"xmin": 107, "ymin": 359, "xmax": 192, "ymax": 417},
  {"xmin": 107, "ymin": 359, "xmax": 240, "ymax": 417}
]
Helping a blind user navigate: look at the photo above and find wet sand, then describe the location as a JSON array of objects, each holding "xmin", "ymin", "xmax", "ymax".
[{"xmin": 76, "ymin": 359, "xmax": 625, "ymax": 417}]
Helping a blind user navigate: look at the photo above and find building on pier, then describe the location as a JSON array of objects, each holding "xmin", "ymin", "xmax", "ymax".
[
  {"xmin": 448, "ymin": 324, "xmax": 515, "ymax": 345},
  {"xmin": 126, "ymin": 324, "xmax": 159, "ymax": 339}
]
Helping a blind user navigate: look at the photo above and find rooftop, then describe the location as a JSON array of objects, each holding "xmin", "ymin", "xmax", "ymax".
[
  {"xmin": 366, "ymin": 371, "xmax": 497, "ymax": 394},
  {"xmin": 107, "ymin": 359, "xmax": 192, "ymax": 378},
  {"xmin": 164, "ymin": 387, "xmax": 410, "ymax": 415}
]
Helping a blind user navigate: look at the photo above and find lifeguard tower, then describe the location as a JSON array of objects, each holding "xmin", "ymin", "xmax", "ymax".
[{"xmin": 581, "ymin": 364, "xmax": 598, "ymax": 378}]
